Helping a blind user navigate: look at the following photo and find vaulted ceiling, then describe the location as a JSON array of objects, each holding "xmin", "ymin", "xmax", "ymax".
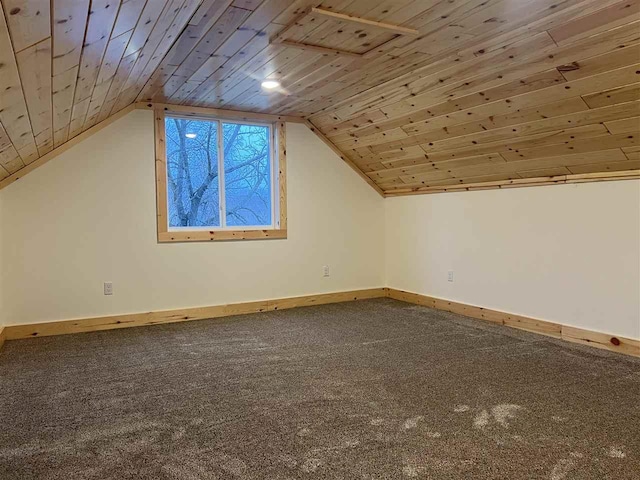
[{"xmin": 0, "ymin": 0, "xmax": 638, "ymax": 195}]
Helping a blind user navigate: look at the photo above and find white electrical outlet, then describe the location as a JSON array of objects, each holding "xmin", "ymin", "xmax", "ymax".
[
  {"xmin": 447, "ymin": 270, "xmax": 454, "ymax": 282},
  {"xmin": 323, "ymin": 265, "xmax": 330, "ymax": 277},
  {"xmin": 104, "ymin": 281, "xmax": 113, "ymax": 296}
]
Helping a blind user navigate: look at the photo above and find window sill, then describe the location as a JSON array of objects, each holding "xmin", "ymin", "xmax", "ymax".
[{"xmin": 158, "ymin": 229, "xmax": 287, "ymax": 243}]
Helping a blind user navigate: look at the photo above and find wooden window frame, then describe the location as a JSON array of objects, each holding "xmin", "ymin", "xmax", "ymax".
[{"xmin": 154, "ymin": 105, "xmax": 287, "ymax": 242}]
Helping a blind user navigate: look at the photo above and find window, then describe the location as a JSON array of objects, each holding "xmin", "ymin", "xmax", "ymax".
[{"xmin": 154, "ymin": 107, "xmax": 286, "ymax": 242}]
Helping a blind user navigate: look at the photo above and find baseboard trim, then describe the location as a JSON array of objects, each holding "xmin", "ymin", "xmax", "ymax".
[
  {"xmin": 3, "ymin": 288, "xmax": 387, "ymax": 342},
  {"xmin": 3, "ymin": 289, "xmax": 637, "ymax": 358},
  {"xmin": 386, "ymin": 288, "xmax": 640, "ymax": 357}
]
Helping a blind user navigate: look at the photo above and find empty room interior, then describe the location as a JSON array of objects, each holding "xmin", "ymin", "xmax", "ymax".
[{"xmin": 1, "ymin": 0, "xmax": 640, "ymax": 478}]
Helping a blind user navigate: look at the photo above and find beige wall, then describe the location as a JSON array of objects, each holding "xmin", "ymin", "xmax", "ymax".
[
  {"xmin": 0, "ymin": 110, "xmax": 385, "ymax": 325},
  {"xmin": 385, "ymin": 181, "xmax": 640, "ymax": 339}
]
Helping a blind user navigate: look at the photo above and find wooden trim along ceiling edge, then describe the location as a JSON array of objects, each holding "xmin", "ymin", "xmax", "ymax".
[
  {"xmin": 383, "ymin": 170, "xmax": 640, "ymax": 196},
  {"xmin": 386, "ymin": 288, "xmax": 640, "ymax": 358},
  {"xmin": 1, "ymin": 287, "xmax": 637, "ymax": 359},
  {"xmin": 0, "ymin": 101, "xmax": 636, "ymax": 197},
  {"xmin": 137, "ymin": 102, "xmax": 305, "ymax": 125}
]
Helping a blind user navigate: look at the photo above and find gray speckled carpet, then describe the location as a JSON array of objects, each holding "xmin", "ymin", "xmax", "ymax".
[{"xmin": 0, "ymin": 298, "xmax": 639, "ymax": 479}]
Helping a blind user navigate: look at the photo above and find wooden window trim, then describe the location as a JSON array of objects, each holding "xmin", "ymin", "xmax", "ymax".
[{"xmin": 154, "ymin": 106, "xmax": 287, "ymax": 242}]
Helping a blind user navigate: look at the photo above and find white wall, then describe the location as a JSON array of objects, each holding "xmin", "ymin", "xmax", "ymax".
[
  {"xmin": 0, "ymin": 110, "xmax": 385, "ymax": 325},
  {"xmin": 385, "ymin": 182, "xmax": 640, "ymax": 339}
]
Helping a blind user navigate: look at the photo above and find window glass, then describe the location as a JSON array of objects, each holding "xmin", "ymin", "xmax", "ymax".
[
  {"xmin": 223, "ymin": 122, "xmax": 272, "ymax": 227},
  {"xmin": 164, "ymin": 116, "xmax": 275, "ymax": 230},
  {"xmin": 165, "ymin": 117, "xmax": 220, "ymax": 228}
]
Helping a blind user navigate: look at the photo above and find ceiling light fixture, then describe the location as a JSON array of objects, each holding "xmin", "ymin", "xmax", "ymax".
[
  {"xmin": 261, "ymin": 80, "xmax": 280, "ymax": 90},
  {"xmin": 185, "ymin": 133, "xmax": 197, "ymax": 139}
]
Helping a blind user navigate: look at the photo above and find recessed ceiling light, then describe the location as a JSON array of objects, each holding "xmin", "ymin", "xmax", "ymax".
[
  {"xmin": 185, "ymin": 133, "xmax": 197, "ymax": 139},
  {"xmin": 261, "ymin": 80, "xmax": 280, "ymax": 90}
]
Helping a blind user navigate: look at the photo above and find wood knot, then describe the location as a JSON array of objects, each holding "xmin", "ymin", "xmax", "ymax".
[
  {"xmin": 557, "ymin": 62, "xmax": 580, "ymax": 72},
  {"xmin": 610, "ymin": 337, "xmax": 621, "ymax": 346}
]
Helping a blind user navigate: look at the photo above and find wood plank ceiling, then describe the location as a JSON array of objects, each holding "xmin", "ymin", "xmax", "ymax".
[{"xmin": 0, "ymin": 0, "xmax": 638, "ymax": 195}]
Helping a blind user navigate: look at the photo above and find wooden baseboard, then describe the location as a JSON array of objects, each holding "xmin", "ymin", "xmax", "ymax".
[
  {"xmin": 3, "ymin": 288, "xmax": 387, "ymax": 341},
  {"xmin": 386, "ymin": 288, "xmax": 639, "ymax": 357},
  {"xmin": 3, "ymin": 288, "xmax": 637, "ymax": 358}
]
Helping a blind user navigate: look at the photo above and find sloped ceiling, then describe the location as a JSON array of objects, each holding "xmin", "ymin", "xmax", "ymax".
[{"xmin": 0, "ymin": 0, "xmax": 638, "ymax": 195}]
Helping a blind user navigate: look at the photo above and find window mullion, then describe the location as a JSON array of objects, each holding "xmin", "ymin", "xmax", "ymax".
[
  {"xmin": 217, "ymin": 120, "xmax": 226, "ymax": 228},
  {"xmin": 272, "ymin": 125, "xmax": 277, "ymax": 229}
]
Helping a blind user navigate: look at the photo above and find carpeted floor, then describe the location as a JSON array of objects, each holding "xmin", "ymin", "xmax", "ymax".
[{"xmin": 0, "ymin": 298, "xmax": 638, "ymax": 479}]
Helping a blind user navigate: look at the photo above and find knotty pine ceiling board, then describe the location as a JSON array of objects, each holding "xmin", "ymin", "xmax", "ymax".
[{"xmin": 0, "ymin": 0, "xmax": 638, "ymax": 194}]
